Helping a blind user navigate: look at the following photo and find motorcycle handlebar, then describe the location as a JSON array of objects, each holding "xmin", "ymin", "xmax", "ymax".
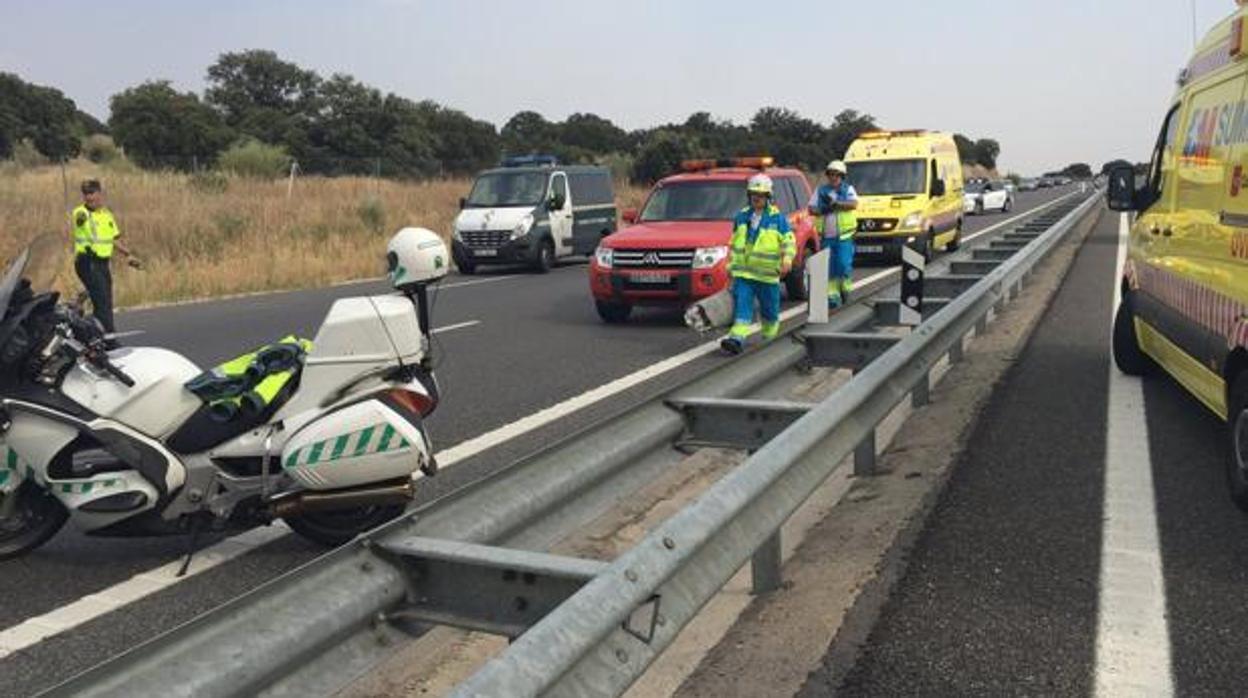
[{"xmin": 94, "ymin": 352, "xmax": 135, "ymax": 388}]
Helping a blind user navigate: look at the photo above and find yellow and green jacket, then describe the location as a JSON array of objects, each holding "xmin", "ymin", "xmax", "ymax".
[
  {"xmin": 71, "ymin": 205, "xmax": 120, "ymax": 258},
  {"xmin": 729, "ymin": 205, "xmax": 796, "ymax": 284}
]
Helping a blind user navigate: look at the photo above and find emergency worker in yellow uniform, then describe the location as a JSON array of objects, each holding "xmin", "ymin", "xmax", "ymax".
[
  {"xmin": 720, "ymin": 174, "xmax": 796, "ymax": 355},
  {"xmin": 71, "ymin": 179, "xmax": 141, "ymax": 334}
]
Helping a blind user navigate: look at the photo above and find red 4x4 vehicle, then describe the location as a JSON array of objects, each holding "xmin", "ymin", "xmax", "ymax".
[{"xmin": 589, "ymin": 158, "xmax": 819, "ymax": 323}]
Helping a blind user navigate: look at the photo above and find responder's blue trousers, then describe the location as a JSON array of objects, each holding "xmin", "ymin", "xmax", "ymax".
[{"xmin": 729, "ymin": 278, "xmax": 781, "ymax": 341}]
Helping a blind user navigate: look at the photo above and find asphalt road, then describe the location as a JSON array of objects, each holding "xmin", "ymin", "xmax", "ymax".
[
  {"xmin": 0, "ymin": 188, "xmax": 1073, "ymax": 697},
  {"xmin": 814, "ymin": 209, "xmax": 1248, "ymax": 696}
]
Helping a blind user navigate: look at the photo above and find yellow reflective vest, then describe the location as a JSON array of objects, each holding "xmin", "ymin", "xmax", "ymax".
[
  {"xmin": 729, "ymin": 205, "xmax": 796, "ymax": 284},
  {"xmin": 71, "ymin": 205, "xmax": 120, "ymax": 258}
]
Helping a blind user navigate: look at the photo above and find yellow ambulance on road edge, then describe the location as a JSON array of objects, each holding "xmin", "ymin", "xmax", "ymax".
[
  {"xmin": 844, "ymin": 130, "xmax": 965, "ymax": 261},
  {"xmin": 1107, "ymin": 2, "xmax": 1248, "ymax": 509}
]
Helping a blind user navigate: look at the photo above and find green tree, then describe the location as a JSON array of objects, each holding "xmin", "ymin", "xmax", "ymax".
[
  {"xmin": 205, "ymin": 50, "xmax": 320, "ymax": 147},
  {"xmin": 501, "ymin": 111, "xmax": 556, "ymax": 155},
  {"xmin": 109, "ymin": 81, "xmax": 234, "ymax": 169},
  {"xmin": 953, "ymin": 133, "xmax": 977, "ymax": 163},
  {"xmin": 0, "ymin": 72, "xmax": 82, "ymax": 161},
  {"xmin": 560, "ymin": 113, "xmax": 627, "ymax": 155},
  {"xmin": 1061, "ymin": 162, "xmax": 1092, "ymax": 179},
  {"xmin": 824, "ymin": 109, "xmax": 877, "ymax": 161},
  {"xmin": 417, "ymin": 101, "xmax": 499, "ymax": 175},
  {"xmin": 973, "ymin": 139, "xmax": 1001, "ymax": 169},
  {"xmin": 632, "ymin": 130, "xmax": 691, "ymax": 184}
]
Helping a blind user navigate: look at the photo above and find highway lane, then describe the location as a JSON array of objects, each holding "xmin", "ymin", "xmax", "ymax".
[
  {"xmin": 0, "ymin": 187, "xmax": 1074, "ymax": 696},
  {"xmin": 817, "ymin": 209, "xmax": 1248, "ymax": 696}
]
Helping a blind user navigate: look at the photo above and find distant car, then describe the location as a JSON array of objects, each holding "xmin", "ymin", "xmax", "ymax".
[
  {"xmin": 1037, "ymin": 177, "xmax": 1052, "ymax": 188},
  {"xmin": 1018, "ymin": 178, "xmax": 1039, "ymax": 191},
  {"xmin": 962, "ymin": 180, "xmax": 1013, "ymax": 214}
]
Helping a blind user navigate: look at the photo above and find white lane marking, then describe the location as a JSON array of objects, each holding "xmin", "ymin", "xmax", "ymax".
[
  {"xmin": 431, "ymin": 320, "xmax": 480, "ymax": 335},
  {"xmin": 1094, "ymin": 212, "xmax": 1173, "ymax": 696},
  {"xmin": 0, "ymin": 196, "xmax": 1074, "ymax": 657},
  {"xmin": 437, "ymin": 275, "xmax": 519, "ymax": 291},
  {"xmin": 0, "ymin": 524, "xmax": 289, "ymax": 659}
]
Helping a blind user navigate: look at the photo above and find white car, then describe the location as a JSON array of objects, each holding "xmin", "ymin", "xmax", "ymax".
[{"xmin": 962, "ymin": 180, "xmax": 1014, "ymax": 214}]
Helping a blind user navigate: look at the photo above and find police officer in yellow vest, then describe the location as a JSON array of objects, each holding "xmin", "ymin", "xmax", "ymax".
[
  {"xmin": 71, "ymin": 179, "xmax": 141, "ymax": 334},
  {"xmin": 720, "ymin": 174, "xmax": 796, "ymax": 355}
]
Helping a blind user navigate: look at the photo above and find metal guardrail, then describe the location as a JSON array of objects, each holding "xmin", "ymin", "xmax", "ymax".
[{"xmin": 46, "ymin": 191, "xmax": 1096, "ymax": 698}]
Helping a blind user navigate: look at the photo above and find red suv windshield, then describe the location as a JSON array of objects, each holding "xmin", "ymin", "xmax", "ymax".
[{"xmin": 639, "ymin": 181, "xmax": 746, "ymax": 222}]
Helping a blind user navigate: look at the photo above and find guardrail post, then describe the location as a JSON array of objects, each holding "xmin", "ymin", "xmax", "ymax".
[
  {"xmin": 912, "ymin": 372, "xmax": 930, "ymax": 408},
  {"xmin": 975, "ymin": 316, "xmax": 988, "ymax": 336},
  {"xmin": 854, "ymin": 429, "xmax": 876, "ymax": 476},
  {"xmin": 949, "ymin": 335, "xmax": 964, "ymax": 363},
  {"xmin": 751, "ymin": 529, "xmax": 783, "ymax": 594}
]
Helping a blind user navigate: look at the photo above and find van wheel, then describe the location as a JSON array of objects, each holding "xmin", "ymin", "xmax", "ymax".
[
  {"xmin": 785, "ymin": 245, "xmax": 814, "ymax": 301},
  {"xmin": 974, "ymin": 200, "xmax": 984, "ymax": 216},
  {"xmin": 596, "ymin": 301, "xmax": 631, "ymax": 323},
  {"xmin": 946, "ymin": 221, "xmax": 963, "ymax": 252},
  {"xmin": 1112, "ymin": 291, "xmax": 1154, "ymax": 376},
  {"xmin": 533, "ymin": 240, "xmax": 555, "ymax": 274},
  {"xmin": 1225, "ymin": 373, "xmax": 1248, "ymax": 512}
]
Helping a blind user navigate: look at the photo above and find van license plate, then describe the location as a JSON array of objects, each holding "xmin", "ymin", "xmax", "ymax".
[
  {"xmin": 632, "ymin": 272, "xmax": 671, "ymax": 284},
  {"xmin": 473, "ymin": 249, "xmax": 498, "ymax": 257},
  {"xmin": 858, "ymin": 245, "xmax": 884, "ymax": 254}
]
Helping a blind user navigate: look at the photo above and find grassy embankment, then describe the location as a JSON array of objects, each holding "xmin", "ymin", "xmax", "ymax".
[{"xmin": 0, "ymin": 161, "xmax": 649, "ymax": 308}]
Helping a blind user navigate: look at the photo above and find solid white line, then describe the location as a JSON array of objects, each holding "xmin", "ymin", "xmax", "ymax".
[
  {"xmin": 0, "ymin": 524, "xmax": 289, "ymax": 659},
  {"xmin": 0, "ymin": 195, "xmax": 1074, "ymax": 658},
  {"xmin": 431, "ymin": 320, "xmax": 480, "ymax": 334},
  {"xmin": 1094, "ymin": 212, "xmax": 1173, "ymax": 696}
]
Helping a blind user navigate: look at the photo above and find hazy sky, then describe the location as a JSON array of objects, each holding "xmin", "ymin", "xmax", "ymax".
[{"xmin": 0, "ymin": 0, "xmax": 1234, "ymax": 174}]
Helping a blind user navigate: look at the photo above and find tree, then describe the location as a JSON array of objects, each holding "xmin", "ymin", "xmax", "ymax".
[
  {"xmin": 205, "ymin": 50, "xmax": 320, "ymax": 146},
  {"xmin": 751, "ymin": 107, "xmax": 823, "ymax": 169},
  {"xmin": 560, "ymin": 113, "xmax": 627, "ymax": 155},
  {"xmin": 973, "ymin": 139, "xmax": 1000, "ymax": 169},
  {"xmin": 109, "ymin": 81, "xmax": 233, "ymax": 169},
  {"xmin": 0, "ymin": 72, "xmax": 82, "ymax": 161},
  {"xmin": 417, "ymin": 101, "xmax": 499, "ymax": 175},
  {"xmin": 953, "ymin": 133, "xmax": 977, "ymax": 163},
  {"xmin": 632, "ymin": 130, "xmax": 691, "ymax": 184},
  {"xmin": 1061, "ymin": 162, "xmax": 1092, "ymax": 179},
  {"xmin": 501, "ymin": 111, "xmax": 557, "ymax": 155},
  {"xmin": 824, "ymin": 109, "xmax": 877, "ymax": 161}
]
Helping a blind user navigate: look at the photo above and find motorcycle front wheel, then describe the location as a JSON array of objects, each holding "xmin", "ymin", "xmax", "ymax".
[
  {"xmin": 0, "ymin": 482, "xmax": 69, "ymax": 560},
  {"xmin": 284, "ymin": 504, "xmax": 407, "ymax": 547}
]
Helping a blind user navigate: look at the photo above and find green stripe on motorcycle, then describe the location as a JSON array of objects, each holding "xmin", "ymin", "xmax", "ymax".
[
  {"xmin": 6, "ymin": 449, "xmax": 17, "ymax": 469},
  {"xmin": 285, "ymin": 450, "xmax": 300, "ymax": 469},
  {"xmin": 354, "ymin": 426, "xmax": 376, "ymax": 457},
  {"xmin": 307, "ymin": 441, "xmax": 326, "ymax": 465},
  {"xmin": 377, "ymin": 425, "xmax": 396, "ymax": 452},
  {"xmin": 0, "ymin": 471, "xmax": 9, "ymax": 486},
  {"xmin": 330, "ymin": 434, "xmax": 350, "ymax": 461}
]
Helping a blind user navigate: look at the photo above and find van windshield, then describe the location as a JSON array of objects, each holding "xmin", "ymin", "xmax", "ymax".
[
  {"xmin": 846, "ymin": 159, "xmax": 927, "ymax": 196},
  {"xmin": 640, "ymin": 182, "xmax": 745, "ymax": 222},
  {"xmin": 465, "ymin": 172, "xmax": 547, "ymax": 208}
]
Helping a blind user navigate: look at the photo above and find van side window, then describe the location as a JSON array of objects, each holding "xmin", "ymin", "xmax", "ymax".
[
  {"xmin": 1146, "ymin": 104, "xmax": 1181, "ymax": 207},
  {"xmin": 550, "ymin": 174, "xmax": 568, "ymax": 206}
]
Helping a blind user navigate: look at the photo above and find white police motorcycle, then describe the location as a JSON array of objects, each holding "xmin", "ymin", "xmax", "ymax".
[{"xmin": 0, "ymin": 228, "xmax": 448, "ymax": 559}]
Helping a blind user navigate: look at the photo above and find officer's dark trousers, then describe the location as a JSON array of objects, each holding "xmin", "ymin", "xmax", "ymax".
[{"xmin": 74, "ymin": 253, "xmax": 115, "ymax": 333}]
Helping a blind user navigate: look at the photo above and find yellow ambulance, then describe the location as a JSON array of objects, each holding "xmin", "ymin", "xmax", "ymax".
[
  {"xmin": 844, "ymin": 130, "xmax": 965, "ymax": 261},
  {"xmin": 1107, "ymin": 1, "xmax": 1248, "ymax": 508}
]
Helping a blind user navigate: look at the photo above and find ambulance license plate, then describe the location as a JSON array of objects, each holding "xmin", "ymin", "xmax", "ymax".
[
  {"xmin": 858, "ymin": 245, "xmax": 884, "ymax": 254},
  {"xmin": 473, "ymin": 248, "xmax": 498, "ymax": 257},
  {"xmin": 632, "ymin": 272, "xmax": 671, "ymax": 284}
]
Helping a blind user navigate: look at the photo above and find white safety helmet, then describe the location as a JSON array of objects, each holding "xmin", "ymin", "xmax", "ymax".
[
  {"xmin": 387, "ymin": 227, "xmax": 449, "ymax": 291},
  {"xmin": 746, "ymin": 173, "xmax": 774, "ymax": 197},
  {"xmin": 825, "ymin": 160, "xmax": 848, "ymax": 176}
]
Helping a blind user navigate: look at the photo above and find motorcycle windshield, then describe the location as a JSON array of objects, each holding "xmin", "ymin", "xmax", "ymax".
[{"xmin": 0, "ymin": 234, "xmax": 64, "ymax": 319}]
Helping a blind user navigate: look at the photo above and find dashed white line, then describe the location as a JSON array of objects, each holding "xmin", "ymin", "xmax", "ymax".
[{"xmin": 1094, "ymin": 212, "xmax": 1173, "ymax": 697}]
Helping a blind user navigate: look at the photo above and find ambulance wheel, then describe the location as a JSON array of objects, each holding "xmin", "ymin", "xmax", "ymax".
[
  {"xmin": 785, "ymin": 246, "xmax": 813, "ymax": 301},
  {"xmin": 0, "ymin": 482, "xmax": 69, "ymax": 560},
  {"xmin": 946, "ymin": 221, "xmax": 963, "ymax": 252},
  {"xmin": 285, "ymin": 503, "xmax": 408, "ymax": 547},
  {"xmin": 1225, "ymin": 373, "xmax": 1248, "ymax": 512},
  {"xmin": 533, "ymin": 240, "xmax": 555, "ymax": 274},
  {"xmin": 1112, "ymin": 291, "xmax": 1153, "ymax": 376},
  {"xmin": 596, "ymin": 300, "xmax": 632, "ymax": 323}
]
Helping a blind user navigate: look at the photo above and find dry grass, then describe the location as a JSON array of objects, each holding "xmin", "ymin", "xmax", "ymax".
[{"xmin": 0, "ymin": 161, "xmax": 649, "ymax": 308}]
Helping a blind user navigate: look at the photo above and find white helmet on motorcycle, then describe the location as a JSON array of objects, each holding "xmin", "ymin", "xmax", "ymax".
[{"xmin": 387, "ymin": 227, "xmax": 449, "ymax": 290}]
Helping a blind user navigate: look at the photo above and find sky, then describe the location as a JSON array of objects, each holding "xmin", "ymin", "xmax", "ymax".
[{"xmin": 0, "ymin": 0, "xmax": 1235, "ymax": 175}]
